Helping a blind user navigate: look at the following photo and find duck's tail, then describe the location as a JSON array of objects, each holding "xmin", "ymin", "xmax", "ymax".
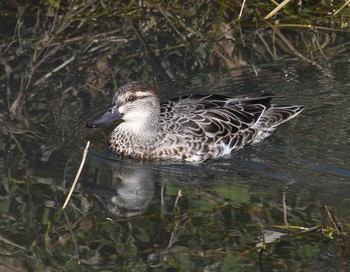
[
  {"xmin": 251, "ymin": 104, "xmax": 305, "ymax": 144},
  {"xmin": 263, "ymin": 104, "xmax": 306, "ymax": 127}
]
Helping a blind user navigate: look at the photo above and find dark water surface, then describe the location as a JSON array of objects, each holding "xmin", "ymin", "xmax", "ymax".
[{"xmin": 1, "ymin": 59, "xmax": 350, "ymax": 271}]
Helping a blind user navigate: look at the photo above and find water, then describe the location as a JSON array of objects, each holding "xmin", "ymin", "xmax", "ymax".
[{"xmin": 1, "ymin": 58, "xmax": 350, "ymax": 271}]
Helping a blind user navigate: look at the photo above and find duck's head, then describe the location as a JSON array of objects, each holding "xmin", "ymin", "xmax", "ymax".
[{"xmin": 86, "ymin": 82, "xmax": 160, "ymax": 129}]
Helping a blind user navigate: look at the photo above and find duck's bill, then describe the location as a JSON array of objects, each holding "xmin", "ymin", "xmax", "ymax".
[{"xmin": 86, "ymin": 106, "xmax": 123, "ymax": 128}]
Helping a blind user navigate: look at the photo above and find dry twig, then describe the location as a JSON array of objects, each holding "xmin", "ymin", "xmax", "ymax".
[{"xmin": 62, "ymin": 141, "xmax": 90, "ymax": 210}]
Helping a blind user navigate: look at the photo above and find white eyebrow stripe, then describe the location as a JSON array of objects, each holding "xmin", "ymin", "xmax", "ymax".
[{"xmin": 133, "ymin": 91, "xmax": 154, "ymax": 98}]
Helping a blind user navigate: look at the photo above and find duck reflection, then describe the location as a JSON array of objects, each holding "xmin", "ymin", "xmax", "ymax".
[{"xmin": 85, "ymin": 157, "xmax": 154, "ymax": 218}]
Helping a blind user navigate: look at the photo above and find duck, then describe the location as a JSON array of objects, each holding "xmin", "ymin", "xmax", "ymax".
[{"xmin": 86, "ymin": 81, "xmax": 305, "ymax": 162}]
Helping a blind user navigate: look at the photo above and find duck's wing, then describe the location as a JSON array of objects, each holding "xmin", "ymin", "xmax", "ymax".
[{"xmin": 159, "ymin": 94, "xmax": 270, "ymax": 138}]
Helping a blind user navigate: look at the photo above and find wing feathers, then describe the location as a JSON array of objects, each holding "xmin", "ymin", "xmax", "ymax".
[{"xmin": 160, "ymin": 94, "xmax": 304, "ymax": 142}]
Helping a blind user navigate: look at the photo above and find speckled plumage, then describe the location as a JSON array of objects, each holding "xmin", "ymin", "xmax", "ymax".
[{"xmin": 87, "ymin": 82, "xmax": 305, "ymax": 162}]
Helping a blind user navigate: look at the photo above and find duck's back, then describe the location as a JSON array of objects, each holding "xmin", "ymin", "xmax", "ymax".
[{"xmin": 155, "ymin": 94, "xmax": 304, "ymax": 161}]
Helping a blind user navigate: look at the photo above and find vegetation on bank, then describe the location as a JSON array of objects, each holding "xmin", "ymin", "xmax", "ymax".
[{"xmin": 1, "ymin": 0, "xmax": 350, "ymax": 91}]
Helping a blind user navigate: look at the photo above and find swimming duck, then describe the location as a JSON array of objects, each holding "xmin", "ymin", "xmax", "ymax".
[{"xmin": 86, "ymin": 81, "xmax": 305, "ymax": 162}]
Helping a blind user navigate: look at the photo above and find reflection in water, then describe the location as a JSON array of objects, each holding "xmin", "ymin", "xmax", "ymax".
[{"xmin": 85, "ymin": 158, "xmax": 154, "ymax": 218}]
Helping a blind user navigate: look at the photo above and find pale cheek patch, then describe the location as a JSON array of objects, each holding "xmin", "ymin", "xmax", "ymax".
[{"xmin": 123, "ymin": 109, "xmax": 149, "ymax": 123}]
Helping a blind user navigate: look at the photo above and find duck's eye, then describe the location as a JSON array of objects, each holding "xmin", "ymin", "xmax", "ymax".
[{"xmin": 127, "ymin": 96, "xmax": 136, "ymax": 102}]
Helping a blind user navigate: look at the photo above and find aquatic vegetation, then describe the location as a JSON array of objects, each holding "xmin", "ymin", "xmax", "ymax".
[{"xmin": 1, "ymin": 161, "xmax": 347, "ymax": 270}]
